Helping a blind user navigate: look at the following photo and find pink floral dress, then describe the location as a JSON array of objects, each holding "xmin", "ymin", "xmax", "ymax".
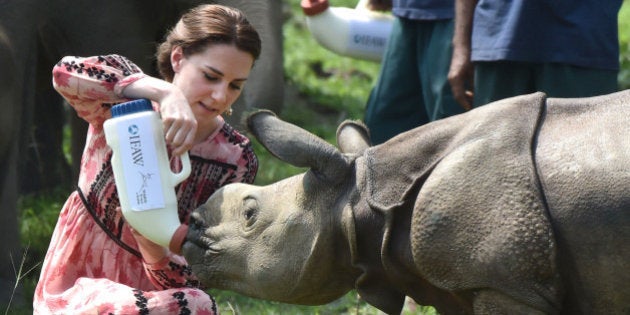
[{"xmin": 33, "ymin": 55, "xmax": 258, "ymax": 314}]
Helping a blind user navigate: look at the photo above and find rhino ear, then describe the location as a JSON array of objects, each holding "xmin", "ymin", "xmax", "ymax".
[
  {"xmin": 246, "ymin": 110, "xmax": 350, "ymax": 180},
  {"xmin": 336, "ymin": 120, "xmax": 371, "ymax": 155}
]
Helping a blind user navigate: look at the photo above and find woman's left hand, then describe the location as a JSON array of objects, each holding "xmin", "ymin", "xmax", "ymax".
[{"xmin": 130, "ymin": 226, "xmax": 168, "ymax": 264}]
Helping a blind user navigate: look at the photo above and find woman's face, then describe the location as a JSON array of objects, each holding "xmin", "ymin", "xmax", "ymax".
[{"xmin": 171, "ymin": 44, "xmax": 254, "ymax": 125}]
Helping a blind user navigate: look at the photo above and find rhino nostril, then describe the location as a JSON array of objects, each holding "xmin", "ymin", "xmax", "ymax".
[{"xmin": 189, "ymin": 211, "xmax": 207, "ymax": 229}]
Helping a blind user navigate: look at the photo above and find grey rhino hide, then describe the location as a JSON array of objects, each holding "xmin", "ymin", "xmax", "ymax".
[{"xmin": 184, "ymin": 90, "xmax": 630, "ymax": 315}]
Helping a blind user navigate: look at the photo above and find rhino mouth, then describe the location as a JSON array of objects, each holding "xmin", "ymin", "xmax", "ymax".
[
  {"xmin": 185, "ymin": 223, "xmax": 222, "ymax": 255},
  {"xmin": 188, "ymin": 239, "xmax": 221, "ymax": 255}
]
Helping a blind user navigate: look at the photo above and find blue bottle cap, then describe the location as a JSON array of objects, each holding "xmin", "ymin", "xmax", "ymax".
[{"xmin": 111, "ymin": 99, "xmax": 153, "ymax": 117}]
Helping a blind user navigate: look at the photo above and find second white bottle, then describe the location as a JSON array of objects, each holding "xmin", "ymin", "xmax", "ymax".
[{"xmin": 301, "ymin": 0, "xmax": 394, "ymax": 62}]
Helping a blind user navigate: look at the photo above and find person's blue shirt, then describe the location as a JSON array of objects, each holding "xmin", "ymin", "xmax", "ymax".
[
  {"xmin": 393, "ymin": 0, "xmax": 454, "ymax": 20},
  {"xmin": 471, "ymin": 0, "xmax": 622, "ymax": 70}
]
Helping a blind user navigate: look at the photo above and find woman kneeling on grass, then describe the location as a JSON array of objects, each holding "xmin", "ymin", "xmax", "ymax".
[{"xmin": 33, "ymin": 4, "xmax": 261, "ymax": 314}]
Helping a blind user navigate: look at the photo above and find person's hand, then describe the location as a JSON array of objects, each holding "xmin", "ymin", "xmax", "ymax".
[
  {"xmin": 121, "ymin": 76, "xmax": 198, "ymax": 156},
  {"xmin": 130, "ymin": 225, "xmax": 168, "ymax": 264},
  {"xmin": 448, "ymin": 48, "xmax": 474, "ymax": 111},
  {"xmin": 365, "ymin": 0, "xmax": 392, "ymax": 11},
  {"xmin": 158, "ymin": 88, "xmax": 198, "ymax": 156}
]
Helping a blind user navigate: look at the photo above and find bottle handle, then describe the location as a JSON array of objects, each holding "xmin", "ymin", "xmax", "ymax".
[{"xmin": 171, "ymin": 151, "xmax": 191, "ymax": 185}]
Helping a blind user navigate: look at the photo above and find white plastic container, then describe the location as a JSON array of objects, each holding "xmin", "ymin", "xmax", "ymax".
[
  {"xmin": 301, "ymin": 0, "xmax": 394, "ymax": 62},
  {"xmin": 104, "ymin": 98, "xmax": 190, "ymax": 254}
]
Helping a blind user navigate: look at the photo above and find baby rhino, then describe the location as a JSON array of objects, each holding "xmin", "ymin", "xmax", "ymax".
[{"xmin": 182, "ymin": 91, "xmax": 630, "ymax": 314}]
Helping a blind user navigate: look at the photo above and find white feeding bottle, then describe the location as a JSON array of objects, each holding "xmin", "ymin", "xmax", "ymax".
[
  {"xmin": 104, "ymin": 98, "xmax": 190, "ymax": 254},
  {"xmin": 301, "ymin": 0, "xmax": 394, "ymax": 62}
]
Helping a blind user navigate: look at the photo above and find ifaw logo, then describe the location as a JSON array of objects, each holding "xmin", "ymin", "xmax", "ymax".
[{"xmin": 128, "ymin": 124, "xmax": 139, "ymax": 135}]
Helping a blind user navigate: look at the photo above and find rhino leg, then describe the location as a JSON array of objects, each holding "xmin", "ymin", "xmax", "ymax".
[{"xmin": 473, "ymin": 290, "xmax": 548, "ymax": 315}]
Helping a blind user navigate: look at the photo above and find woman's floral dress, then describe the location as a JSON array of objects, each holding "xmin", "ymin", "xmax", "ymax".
[{"xmin": 33, "ymin": 55, "xmax": 258, "ymax": 314}]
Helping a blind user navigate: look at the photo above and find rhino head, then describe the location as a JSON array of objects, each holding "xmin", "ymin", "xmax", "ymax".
[{"xmin": 182, "ymin": 110, "xmax": 371, "ymax": 305}]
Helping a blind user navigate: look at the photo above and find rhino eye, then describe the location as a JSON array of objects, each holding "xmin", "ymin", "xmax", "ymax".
[
  {"xmin": 244, "ymin": 208, "xmax": 257, "ymax": 227},
  {"xmin": 244, "ymin": 208, "xmax": 255, "ymax": 221},
  {"xmin": 243, "ymin": 198, "xmax": 258, "ymax": 227}
]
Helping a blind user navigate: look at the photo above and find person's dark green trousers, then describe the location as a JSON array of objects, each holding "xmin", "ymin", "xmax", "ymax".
[
  {"xmin": 364, "ymin": 17, "xmax": 463, "ymax": 145},
  {"xmin": 473, "ymin": 61, "xmax": 619, "ymax": 107}
]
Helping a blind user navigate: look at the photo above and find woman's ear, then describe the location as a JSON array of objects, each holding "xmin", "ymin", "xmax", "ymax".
[{"xmin": 170, "ymin": 46, "xmax": 184, "ymax": 73}]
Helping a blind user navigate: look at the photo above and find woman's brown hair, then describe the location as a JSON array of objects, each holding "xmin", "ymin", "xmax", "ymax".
[{"xmin": 156, "ymin": 4, "xmax": 262, "ymax": 82}]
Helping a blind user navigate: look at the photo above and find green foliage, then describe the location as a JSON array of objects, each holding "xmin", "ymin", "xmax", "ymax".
[
  {"xmin": 283, "ymin": 0, "xmax": 380, "ymax": 121},
  {"xmin": 18, "ymin": 191, "xmax": 64, "ymax": 257},
  {"xmin": 13, "ymin": 189, "xmax": 66, "ymax": 311},
  {"xmin": 618, "ymin": 1, "xmax": 630, "ymax": 89}
]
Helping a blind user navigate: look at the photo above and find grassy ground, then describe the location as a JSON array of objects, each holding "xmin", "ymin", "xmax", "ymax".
[{"xmin": 10, "ymin": 0, "xmax": 630, "ymax": 314}]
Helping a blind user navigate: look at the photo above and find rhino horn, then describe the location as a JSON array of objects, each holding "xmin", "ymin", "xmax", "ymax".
[{"xmin": 246, "ymin": 110, "xmax": 350, "ymax": 181}]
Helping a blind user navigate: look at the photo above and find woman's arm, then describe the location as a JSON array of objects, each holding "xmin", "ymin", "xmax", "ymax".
[
  {"xmin": 130, "ymin": 227, "xmax": 201, "ymax": 289},
  {"xmin": 52, "ymin": 55, "xmax": 147, "ymax": 126},
  {"xmin": 53, "ymin": 54, "xmax": 196, "ymax": 154},
  {"xmin": 142, "ymin": 252, "xmax": 203, "ymax": 290}
]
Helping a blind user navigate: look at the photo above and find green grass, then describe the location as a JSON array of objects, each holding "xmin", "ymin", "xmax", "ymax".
[{"xmin": 13, "ymin": 0, "xmax": 630, "ymax": 314}]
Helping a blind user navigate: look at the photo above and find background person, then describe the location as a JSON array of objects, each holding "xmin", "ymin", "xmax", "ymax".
[
  {"xmin": 449, "ymin": 0, "xmax": 623, "ymax": 109},
  {"xmin": 364, "ymin": 0, "xmax": 463, "ymax": 145}
]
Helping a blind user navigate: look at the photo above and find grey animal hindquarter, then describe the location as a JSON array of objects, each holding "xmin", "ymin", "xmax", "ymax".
[
  {"xmin": 535, "ymin": 91, "xmax": 630, "ymax": 311},
  {"xmin": 364, "ymin": 90, "xmax": 630, "ymax": 313}
]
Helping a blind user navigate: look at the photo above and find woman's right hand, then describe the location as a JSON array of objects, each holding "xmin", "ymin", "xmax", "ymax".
[
  {"xmin": 158, "ymin": 88, "xmax": 198, "ymax": 156},
  {"xmin": 121, "ymin": 76, "xmax": 198, "ymax": 156}
]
